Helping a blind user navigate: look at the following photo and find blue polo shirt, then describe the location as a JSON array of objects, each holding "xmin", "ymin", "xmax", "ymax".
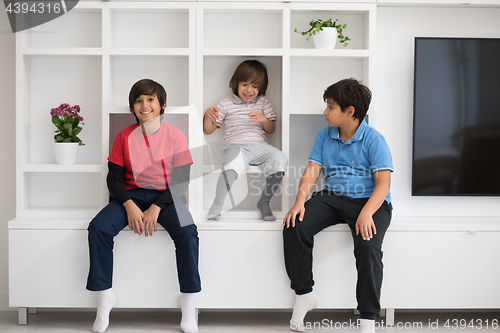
[{"xmin": 308, "ymin": 120, "xmax": 393, "ymax": 202}]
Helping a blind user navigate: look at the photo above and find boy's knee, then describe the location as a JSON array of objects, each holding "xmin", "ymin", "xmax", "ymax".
[
  {"xmin": 88, "ymin": 217, "xmax": 106, "ymax": 235},
  {"xmin": 276, "ymin": 152, "xmax": 288, "ymax": 169},
  {"xmin": 171, "ymin": 202, "xmax": 196, "ymax": 228},
  {"xmin": 354, "ymin": 239, "xmax": 382, "ymax": 259},
  {"xmin": 221, "ymin": 169, "xmax": 238, "ymax": 181},
  {"xmin": 88, "ymin": 202, "xmax": 126, "ymax": 236},
  {"xmin": 283, "ymin": 219, "xmax": 307, "ymax": 240},
  {"xmin": 174, "ymin": 224, "xmax": 199, "ymax": 245}
]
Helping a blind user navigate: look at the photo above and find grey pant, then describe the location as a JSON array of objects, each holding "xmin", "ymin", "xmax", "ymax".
[{"xmin": 221, "ymin": 143, "xmax": 288, "ymax": 177}]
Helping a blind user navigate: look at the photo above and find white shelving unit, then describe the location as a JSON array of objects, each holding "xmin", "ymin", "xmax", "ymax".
[
  {"xmin": 10, "ymin": 2, "xmax": 500, "ymax": 326},
  {"xmin": 14, "ymin": 0, "xmax": 375, "ymax": 220},
  {"xmin": 10, "ymin": 0, "xmax": 380, "ymax": 322}
]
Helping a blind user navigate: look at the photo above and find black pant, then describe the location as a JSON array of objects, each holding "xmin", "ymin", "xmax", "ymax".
[{"xmin": 283, "ymin": 190, "xmax": 392, "ymax": 320}]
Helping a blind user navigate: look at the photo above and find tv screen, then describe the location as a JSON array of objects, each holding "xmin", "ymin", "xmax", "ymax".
[{"xmin": 412, "ymin": 37, "xmax": 500, "ymax": 196}]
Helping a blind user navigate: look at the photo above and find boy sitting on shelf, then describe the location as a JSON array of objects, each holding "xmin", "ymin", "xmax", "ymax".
[
  {"xmin": 283, "ymin": 78, "xmax": 393, "ymax": 333},
  {"xmin": 86, "ymin": 79, "xmax": 201, "ymax": 333},
  {"xmin": 203, "ymin": 59, "xmax": 288, "ymax": 221}
]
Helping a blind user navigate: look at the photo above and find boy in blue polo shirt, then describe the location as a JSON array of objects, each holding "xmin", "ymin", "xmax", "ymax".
[{"xmin": 283, "ymin": 78, "xmax": 393, "ymax": 333}]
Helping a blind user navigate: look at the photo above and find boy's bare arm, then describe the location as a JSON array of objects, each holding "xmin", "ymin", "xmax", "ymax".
[
  {"xmin": 283, "ymin": 161, "xmax": 322, "ymax": 228},
  {"xmin": 356, "ymin": 170, "xmax": 391, "ymax": 241},
  {"xmin": 203, "ymin": 107, "xmax": 219, "ymax": 135},
  {"xmin": 249, "ymin": 111, "xmax": 275, "ymax": 134},
  {"xmin": 262, "ymin": 117, "xmax": 275, "ymax": 134}
]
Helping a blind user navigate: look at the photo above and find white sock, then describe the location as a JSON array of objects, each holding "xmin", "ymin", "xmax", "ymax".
[
  {"xmin": 179, "ymin": 293, "xmax": 198, "ymax": 333},
  {"xmin": 290, "ymin": 292, "xmax": 319, "ymax": 332},
  {"xmin": 93, "ymin": 288, "xmax": 117, "ymax": 333},
  {"xmin": 359, "ymin": 319, "xmax": 376, "ymax": 333}
]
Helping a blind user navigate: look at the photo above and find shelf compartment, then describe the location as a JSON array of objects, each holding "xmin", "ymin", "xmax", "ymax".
[
  {"xmin": 290, "ymin": 9, "xmax": 369, "ymax": 50},
  {"xmin": 203, "ymin": 56, "xmax": 283, "ymax": 157},
  {"xmin": 23, "ymin": 9, "xmax": 101, "ymax": 48},
  {"xmin": 288, "ymin": 114, "xmax": 327, "ymax": 210},
  {"xmin": 22, "ymin": 172, "xmax": 104, "ymax": 214},
  {"xmin": 202, "ymin": 9, "xmax": 282, "ymax": 49},
  {"xmin": 23, "ymin": 55, "xmax": 102, "ymax": 165},
  {"xmin": 110, "ymin": 9, "xmax": 190, "ymax": 49},
  {"xmin": 110, "ymin": 56, "xmax": 189, "ymax": 107},
  {"xmin": 289, "ymin": 57, "xmax": 364, "ymax": 109}
]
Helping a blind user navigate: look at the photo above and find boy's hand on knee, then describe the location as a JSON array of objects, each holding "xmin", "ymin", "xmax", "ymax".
[
  {"xmin": 284, "ymin": 204, "xmax": 305, "ymax": 228},
  {"xmin": 124, "ymin": 200, "xmax": 144, "ymax": 235},
  {"xmin": 356, "ymin": 212, "xmax": 376, "ymax": 241},
  {"xmin": 143, "ymin": 204, "xmax": 160, "ymax": 237}
]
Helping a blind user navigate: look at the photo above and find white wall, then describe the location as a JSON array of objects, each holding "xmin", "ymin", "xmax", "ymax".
[
  {"xmin": 1, "ymin": 3, "xmax": 500, "ymax": 311},
  {"xmin": 375, "ymin": 6, "xmax": 500, "ymax": 217},
  {"xmin": 0, "ymin": 8, "xmax": 16, "ymax": 311}
]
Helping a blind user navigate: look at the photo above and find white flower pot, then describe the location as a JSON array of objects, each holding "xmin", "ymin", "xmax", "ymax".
[
  {"xmin": 54, "ymin": 142, "xmax": 79, "ymax": 165},
  {"xmin": 312, "ymin": 27, "xmax": 338, "ymax": 49}
]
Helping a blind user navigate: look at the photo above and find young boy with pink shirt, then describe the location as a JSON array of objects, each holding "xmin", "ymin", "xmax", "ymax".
[{"xmin": 87, "ymin": 79, "xmax": 200, "ymax": 333}]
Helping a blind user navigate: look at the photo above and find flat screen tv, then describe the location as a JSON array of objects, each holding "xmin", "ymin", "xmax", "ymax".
[{"xmin": 412, "ymin": 37, "xmax": 500, "ymax": 196}]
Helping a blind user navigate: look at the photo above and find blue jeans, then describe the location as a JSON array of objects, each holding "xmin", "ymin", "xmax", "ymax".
[{"xmin": 86, "ymin": 188, "xmax": 201, "ymax": 293}]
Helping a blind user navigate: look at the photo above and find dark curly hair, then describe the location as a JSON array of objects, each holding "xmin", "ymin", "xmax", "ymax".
[{"xmin": 323, "ymin": 78, "xmax": 372, "ymax": 120}]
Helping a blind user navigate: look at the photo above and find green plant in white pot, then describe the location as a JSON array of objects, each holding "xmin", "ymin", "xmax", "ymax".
[{"xmin": 295, "ymin": 18, "xmax": 351, "ymax": 49}]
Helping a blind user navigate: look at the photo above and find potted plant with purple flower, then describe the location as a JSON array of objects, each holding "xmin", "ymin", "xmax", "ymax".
[{"xmin": 50, "ymin": 103, "xmax": 85, "ymax": 164}]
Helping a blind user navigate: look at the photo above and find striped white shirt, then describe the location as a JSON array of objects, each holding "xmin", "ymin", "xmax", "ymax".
[{"xmin": 214, "ymin": 95, "xmax": 276, "ymax": 145}]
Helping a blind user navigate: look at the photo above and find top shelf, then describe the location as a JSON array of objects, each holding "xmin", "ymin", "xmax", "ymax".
[
  {"xmin": 20, "ymin": 4, "xmax": 193, "ymax": 49},
  {"xmin": 19, "ymin": 2, "xmax": 375, "ymax": 50},
  {"xmin": 22, "ymin": 10, "xmax": 102, "ymax": 48}
]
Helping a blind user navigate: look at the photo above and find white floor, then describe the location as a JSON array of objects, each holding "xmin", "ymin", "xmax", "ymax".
[{"xmin": 1, "ymin": 309, "xmax": 500, "ymax": 333}]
